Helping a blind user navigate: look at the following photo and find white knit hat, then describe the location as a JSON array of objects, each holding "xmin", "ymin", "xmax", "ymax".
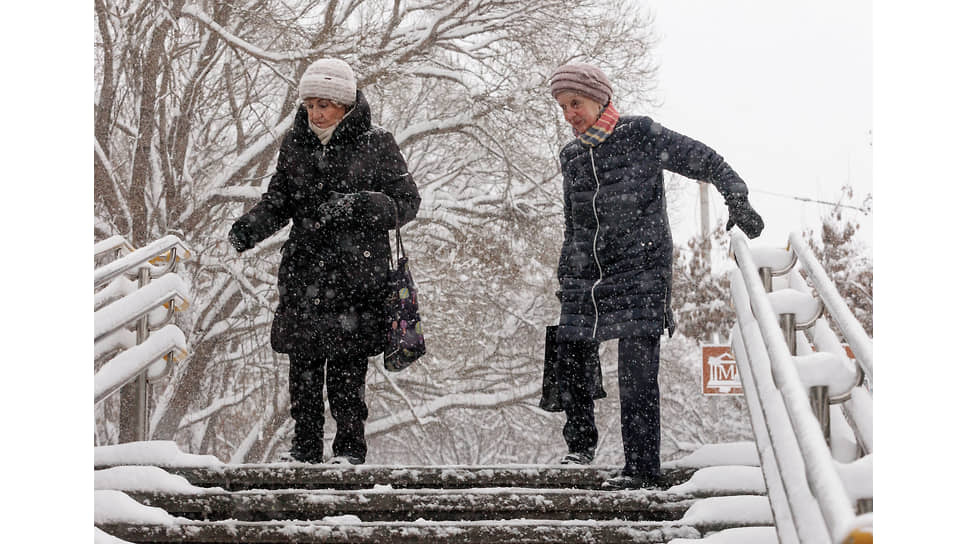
[{"xmin": 298, "ymin": 58, "xmax": 357, "ymax": 105}]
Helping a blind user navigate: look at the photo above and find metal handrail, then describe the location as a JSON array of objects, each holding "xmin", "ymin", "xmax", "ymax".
[
  {"xmin": 94, "ymin": 235, "xmax": 192, "ymax": 289},
  {"xmin": 93, "ymin": 235, "xmax": 135, "ymax": 266},
  {"xmin": 93, "ymin": 273, "xmax": 191, "ymax": 343},
  {"xmin": 788, "ymin": 232, "xmax": 873, "ymax": 386},
  {"xmin": 731, "ymin": 232, "xmax": 858, "ymax": 542},
  {"xmin": 93, "ymin": 234, "xmax": 193, "ymax": 444},
  {"xmin": 730, "ymin": 284, "xmax": 829, "ymax": 543},
  {"xmin": 787, "ymin": 271, "xmax": 873, "ymax": 445},
  {"xmin": 94, "ymin": 324, "xmax": 187, "ymax": 405}
]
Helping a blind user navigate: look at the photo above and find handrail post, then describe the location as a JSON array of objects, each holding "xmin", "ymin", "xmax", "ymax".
[
  {"xmin": 758, "ymin": 267, "xmax": 773, "ymax": 293},
  {"xmin": 779, "ymin": 313, "xmax": 796, "ymax": 354},
  {"xmin": 809, "ymin": 386, "xmax": 831, "ymax": 447},
  {"xmin": 780, "ymin": 308, "xmax": 831, "ymax": 446},
  {"xmin": 780, "ymin": 306, "xmax": 832, "ymax": 448},
  {"xmin": 758, "ymin": 258, "xmax": 834, "ymax": 445},
  {"xmin": 118, "ymin": 266, "xmax": 151, "ymax": 443}
]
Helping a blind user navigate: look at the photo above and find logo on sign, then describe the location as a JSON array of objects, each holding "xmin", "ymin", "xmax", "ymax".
[{"xmin": 702, "ymin": 345, "xmax": 743, "ymax": 396}]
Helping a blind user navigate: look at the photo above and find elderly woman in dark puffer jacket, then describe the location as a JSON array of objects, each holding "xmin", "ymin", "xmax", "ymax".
[
  {"xmin": 229, "ymin": 58, "xmax": 421, "ymax": 465},
  {"xmin": 549, "ymin": 63, "xmax": 763, "ymax": 489}
]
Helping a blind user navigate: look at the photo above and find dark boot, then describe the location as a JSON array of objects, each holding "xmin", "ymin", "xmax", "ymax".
[
  {"xmin": 328, "ymin": 455, "xmax": 365, "ymax": 465},
  {"xmin": 560, "ymin": 449, "xmax": 595, "ymax": 465},
  {"xmin": 602, "ymin": 471, "xmax": 663, "ymax": 490}
]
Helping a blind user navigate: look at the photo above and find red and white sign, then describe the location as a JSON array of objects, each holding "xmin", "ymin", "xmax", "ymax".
[{"xmin": 702, "ymin": 345, "xmax": 743, "ymax": 396}]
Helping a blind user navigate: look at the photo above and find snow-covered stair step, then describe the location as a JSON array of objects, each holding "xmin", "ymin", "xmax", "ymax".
[
  {"xmin": 96, "ymin": 519, "xmax": 703, "ymax": 543},
  {"xmin": 94, "ymin": 443, "xmax": 775, "ymax": 543},
  {"xmin": 669, "ymin": 526, "xmax": 778, "ymax": 544},
  {"xmin": 664, "ymin": 442, "xmax": 760, "ymax": 470},
  {"xmin": 668, "ymin": 466, "xmax": 766, "ymax": 498},
  {"xmin": 126, "ymin": 486, "xmax": 695, "ymax": 522},
  {"xmin": 153, "ymin": 464, "xmax": 696, "ymax": 491},
  {"xmin": 677, "ymin": 496, "xmax": 775, "ymax": 537}
]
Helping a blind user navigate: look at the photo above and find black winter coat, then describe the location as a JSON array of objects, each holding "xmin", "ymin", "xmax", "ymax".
[
  {"xmin": 557, "ymin": 115, "xmax": 748, "ymax": 342},
  {"xmin": 233, "ymin": 90, "xmax": 421, "ymax": 357}
]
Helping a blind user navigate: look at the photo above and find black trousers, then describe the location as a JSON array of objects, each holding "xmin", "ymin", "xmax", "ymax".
[
  {"xmin": 558, "ymin": 335, "xmax": 661, "ymax": 477},
  {"xmin": 288, "ymin": 351, "xmax": 369, "ymax": 461}
]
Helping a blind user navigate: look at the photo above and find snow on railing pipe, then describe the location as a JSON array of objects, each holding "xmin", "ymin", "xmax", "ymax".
[
  {"xmin": 94, "ymin": 273, "xmax": 191, "ymax": 342},
  {"xmin": 788, "ymin": 271, "xmax": 873, "ymax": 454},
  {"xmin": 93, "ymin": 235, "xmax": 135, "ymax": 266},
  {"xmin": 731, "ymin": 232, "xmax": 857, "ymax": 542},
  {"xmin": 730, "ymin": 318, "xmax": 825, "ymax": 543},
  {"xmin": 788, "ymin": 232, "xmax": 873, "ymax": 386},
  {"xmin": 94, "ymin": 234, "xmax": 192, "ymax": 289},
  {"xmin": 95, "ymin": 328, "xmax": 136, "ymax": 364},
  {"xmin": 94, "ymin": 325, "xmax": 188, "ymax": 405},
  {"xmin": 94, "ymin": 275, "xmax": 138, "ymax": 314}
]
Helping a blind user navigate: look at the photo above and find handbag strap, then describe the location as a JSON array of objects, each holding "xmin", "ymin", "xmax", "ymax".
[{"xmin": 390, "ymin": 197, "xmax": 406, "ymax": 265}]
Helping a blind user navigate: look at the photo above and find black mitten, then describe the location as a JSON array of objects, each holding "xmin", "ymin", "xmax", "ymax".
[
  {"xmin": 725, "ymin": 193, "xmax": 764, "ymax": 239},
  {"xmin": 318, "ymin": 191, "xmax": 365, "ymax": 225},
  {"xmin": 228, "ymin": 221, "xmax": 253, "ymax": 253}
]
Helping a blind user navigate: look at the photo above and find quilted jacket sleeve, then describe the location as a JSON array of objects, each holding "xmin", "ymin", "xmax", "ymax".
[{"xmin": 646, "ymin": 118, "xmax": 749, "ymax": 198}]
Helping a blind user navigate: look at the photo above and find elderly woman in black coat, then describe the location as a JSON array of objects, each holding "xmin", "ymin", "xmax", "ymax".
[
  {"xmin": 549, "ymin": 63, "xmax": 763, "ymax": 489},
  {"xmin": 229, "ymin": 58, "xmax": 421, "ymax": 464}
]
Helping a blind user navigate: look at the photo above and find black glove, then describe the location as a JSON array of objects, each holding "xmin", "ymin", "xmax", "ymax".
[
  {"xmin": 228, "ymin": 221, "xmax": 253, "ymax": 253},
  {"xmin": 725, "ymin": 193, "xmax": 764, "ymax": 239},
  {"xmin": 317, "ymin": 191, "xmax": 366, "ymax": 225}
]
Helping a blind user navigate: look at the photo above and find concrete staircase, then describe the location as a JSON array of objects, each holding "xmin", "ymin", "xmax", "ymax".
[{"xmin": 95, "ymin": 443, "xmax": 775, "ymax": 543}]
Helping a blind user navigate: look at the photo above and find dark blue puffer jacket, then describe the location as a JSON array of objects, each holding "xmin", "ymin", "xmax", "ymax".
[{"xmin": 557, "ymin": 115, "xmax": 749, "ymax": 342}]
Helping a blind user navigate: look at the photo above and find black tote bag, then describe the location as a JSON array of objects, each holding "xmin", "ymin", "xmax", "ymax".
[{"xmin": 539, "ymin": 325, "xmax": 606, "ymax": 412}]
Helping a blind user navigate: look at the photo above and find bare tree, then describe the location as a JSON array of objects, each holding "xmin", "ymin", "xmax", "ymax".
[
  {"xmin": 94, "ymin": 0, "xmax": 662, "ymax": 462},
  {"xmin": 672, "ymin": 225, "xmax": 734, "ymax": 343},
  {"xmin": 804, "ymin": 186, "xmax": 873, "ymax": 337}
]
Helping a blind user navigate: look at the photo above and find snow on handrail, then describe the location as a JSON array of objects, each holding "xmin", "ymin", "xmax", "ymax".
[
  {"xmin": 786, "ymin": 270, "xmax": 872, "ymax": 454},
  {"xmin": 93, "ymin": 235, "xmax": 135, "ymax": 261},
  {"xmin": 94, "ymin": 273, "xmax": 191, "ymax": 342},
  {"xmin": 94, "ymin": 324, "xmax": 187, "ymax": 405},
  {"xmin": 731, "ymin": 232, "xmax": 857, "ymax": 541},
  {"xmin": 94, "ymin": 275, "xmax": 138, "ymax": 312},
  {"xmin": 791, "ymin": 352, "xmax": 857, "ymax": 399},
  {"xmin": 95, "ymin": 328, "xmax": 136, "ymax": 363},
  {"xmin": 730, "ymin": 319, "xmax": 825, "ymax": 543},
  {"xmin": 788, "ymin": 232, "xmax": 873, "ymax": 385},
  {"xmin": 94, "ymin": 235, "xmax": 192, "ymax": 288}
]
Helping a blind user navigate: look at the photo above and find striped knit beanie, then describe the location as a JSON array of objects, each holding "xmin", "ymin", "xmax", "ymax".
[
  {"xmin": 298, "ymin": 58, "xmax": 357, "ymax": 105},
  {"xmin": 549, "ymin": 63, "xmax": 613, "ymax": 106}
]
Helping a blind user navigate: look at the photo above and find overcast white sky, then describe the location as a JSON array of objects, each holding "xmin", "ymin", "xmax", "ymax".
[{"xmin": 636, "ymin": 0, "xmax": 872, "ymax": 252}]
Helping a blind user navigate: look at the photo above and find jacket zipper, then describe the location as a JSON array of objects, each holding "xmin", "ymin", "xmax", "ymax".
[{"xmin": 589, "ymin": 148, "xmax": 604, "ymax": 338}]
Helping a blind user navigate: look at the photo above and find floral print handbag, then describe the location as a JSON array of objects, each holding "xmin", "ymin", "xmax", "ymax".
[{"xmin": 383, "ymin": 212, "xmax": 426, "ymax": 371}]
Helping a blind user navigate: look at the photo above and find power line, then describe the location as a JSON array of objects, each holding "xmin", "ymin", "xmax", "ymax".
[{"xmin": 750, "ymin": 188, "xmax": 872, "ymax": 214}]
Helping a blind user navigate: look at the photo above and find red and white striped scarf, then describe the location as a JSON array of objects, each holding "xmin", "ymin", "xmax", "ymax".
[{"xmin": 577, "ymin": 101, "xmax": 620, "ymax": 147}]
